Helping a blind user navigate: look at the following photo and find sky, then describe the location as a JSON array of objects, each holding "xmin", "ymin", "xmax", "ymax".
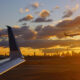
[
  {"xmin": 0, "ymin": 0, "xmax": 80, "ymax": 55},
  {"xmin": 0, "ymin": 0, "xmax": 80, "ymax": 28}
]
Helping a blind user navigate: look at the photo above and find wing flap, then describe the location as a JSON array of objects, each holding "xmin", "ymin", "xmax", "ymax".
[{"xmin": 0, "ymin": 58, "xmax": 25, "ymax": 75}]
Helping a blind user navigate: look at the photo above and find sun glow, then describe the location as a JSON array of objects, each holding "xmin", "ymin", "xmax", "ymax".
[{"xmin": 0, "ymin": 46, "xmax": 80, "ymax": 57}]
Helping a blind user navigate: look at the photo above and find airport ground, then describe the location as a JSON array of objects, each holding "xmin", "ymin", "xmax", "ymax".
[{"xmin": 1, "ymin": 56, "xmax": 80, "ymax": 80}]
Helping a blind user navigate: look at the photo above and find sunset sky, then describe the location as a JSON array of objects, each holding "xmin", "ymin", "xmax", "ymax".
[
  {"xmin": 0, "ymin": 0, "xmax": 80, "ymax": 27},
  {"xmin": 0, "ymin": 0, "xmax": 80, "ymax": 56}
]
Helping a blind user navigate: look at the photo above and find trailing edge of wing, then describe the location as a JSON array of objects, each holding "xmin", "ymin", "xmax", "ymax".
[{"xmin": 0, "ymin": 58, "xmax": 25, "ymax": 75}]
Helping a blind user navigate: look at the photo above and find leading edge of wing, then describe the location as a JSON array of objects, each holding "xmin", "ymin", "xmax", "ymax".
[{"xmin": 0, "ymin": 58, "xmax": 25, "ymax": 75}]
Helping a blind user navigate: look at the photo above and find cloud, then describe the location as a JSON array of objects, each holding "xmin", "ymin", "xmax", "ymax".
[
  {"xmin": 63, "ymin": 4, "xmax": 79, "ymax": 18},
  {"xmin": 57, "ymin": 16, "xmax": 80, "ymax": 36},
  {"xmin": 0, "ymin": 26, "xmax": 37, "ymax": 40},
  {"xmin": 33, "ymin": 17, "xmax": 53, "ymax": 22},
  {"xmin": 0, "ymin": 38, "xmax": 80, "ymax": 49},
  {"xmin": 32, "ymin": 2, "xmax": 39, "ymax": 8},
  {"xmin": 36, "ymin": 25, "xmax": 66, "ymax": 39},
  {"xmin": 18, "ymin": 16, "xmax": 80, "ymax": 40},
  {"xmin": 19, "ymin": 8, "xmax": 24, "ymax": 13},
  {"xmin": 19, "ymin": 8, "xmax": 29, "ymax": 14},
  {"xmin": 22, "ymin": 23, "xmax": 27, "ymax": 26},
  {"xmin": 54, "ymin": 6, "xmax": 60, "ymax": 9},
  {"xmin": 62, "ymin": 9, "xmax": 73, "ymax": 18},
  {"xmin": 57, "ymin": 16, "xmax": 80, "ymax": 28},
  {"xmin": 39, "ymin": 10, "xmax": 50, "ymax": 18},
  {"xmin": 13, "ymin": 25, "xmax": 20, "ymax": 29},
  {"xmin": 19, "ymin": 14, "xmax": 33, "ymax": 22},
  {"xmin": 36, "ymin": 16, "xmax": 80, "ymax": 39},
  {"xmin": 56, "ymin": 19, "xmax": 72, "ymax": 27},
  {"xmin": 25, "ymin": 8, "xmax": 29, "ymax": 12},
  {"xmin": 72, "ymin": 4, "xmax": 79, "ymax": 11},
  {"xmin": 23, "ymin": 40, "xmax": 71, "ymax": 48},
  {"xmin": 27, "ymin": 40, "xmax": 80, "ymax": 48},
  {"xmin": 36, "ymin": 25, "xmax": 56, "ymax": 39},
  {"xmin": 21, "ymin": 26, "xmax": 37, "ymax": 40},
  {"xmin": 1, "ymin": 16, "xmax": 80, "ymax": 48},
  {"xmin": 2, "ymin": 16, "xmax": 80, "ymax": 40},
  {"xmin": 35, "ymin": 25, "xmax": 43, "ymax": 31}
]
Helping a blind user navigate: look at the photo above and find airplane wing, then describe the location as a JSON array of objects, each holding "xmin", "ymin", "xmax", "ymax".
[
  {"xmin": 0, "ymin": 58, "xmax": 25, "ymax": 75},
  {"xmin": 0, "ymin": 26, "xmax": 25, "ymax": 75}
]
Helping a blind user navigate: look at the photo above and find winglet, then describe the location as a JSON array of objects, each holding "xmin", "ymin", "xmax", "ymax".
[{"xmin": 7, "ymin": 26, "xmax": 24, "ymax": 60}]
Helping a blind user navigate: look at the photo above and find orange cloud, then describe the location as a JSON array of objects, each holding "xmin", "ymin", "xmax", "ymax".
[
  {"xmin": 32, "ymin": 2, "xmax": 39, "ymax": 8},
  {"xmin": 13, "ymin": 25, "xmax": 20, "ymax": 29},
  {"xmin": 19, "ymin": 14, "xmax": 33, "ymax": 22},
  {"xmin": 25, "ymin": 8, "xmax": 29, "ymax": 12},
  {"xmin": 26, "ymin": 14, "xmax": 33, "ymax": 20},
  {"xmin": 40, "ymin": 10, "xmax": 50, "ymax": 18}
]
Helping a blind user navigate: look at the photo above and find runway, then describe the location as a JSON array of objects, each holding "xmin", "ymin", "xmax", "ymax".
[{"xmin": 1, "ymin": 57, "xmax": 80, "ymax": 80}]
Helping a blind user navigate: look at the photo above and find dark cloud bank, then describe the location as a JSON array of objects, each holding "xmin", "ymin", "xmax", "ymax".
[{"xmin": 1, "ymin": 16, "xmax": 80, "ymax": 48}]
